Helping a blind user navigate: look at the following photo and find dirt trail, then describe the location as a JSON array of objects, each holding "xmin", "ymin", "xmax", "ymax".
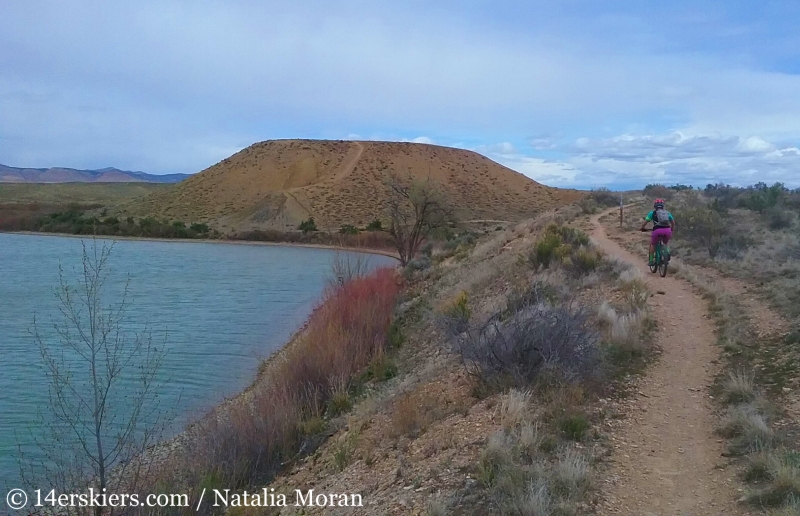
[
  {"xmin": 591, "ymin": 209, "xmax": 744, "ymax": 515},
  {"xmin": 332, "ymin": 141, "xmax": 365, "ymax": 182}
]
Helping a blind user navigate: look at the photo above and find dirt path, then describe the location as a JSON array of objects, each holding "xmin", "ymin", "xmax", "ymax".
[
  {"xmin": 332, "ymin": 141, "xmax": 365, "ymax": 182},
  {"xmin": 591, "ymin": 209, "xmax": 745, "ymax": 516}
]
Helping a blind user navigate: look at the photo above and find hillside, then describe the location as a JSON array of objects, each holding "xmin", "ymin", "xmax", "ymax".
[
  {"xmin": 0, "ymin": 163, "xmax": 189, "ymax": 183},
  {"xmin": 120, "ymin": 140, "xmax": 583, "ymax": 232}
]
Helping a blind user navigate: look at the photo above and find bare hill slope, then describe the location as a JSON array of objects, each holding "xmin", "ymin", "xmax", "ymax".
[{"xmin": 121, "ymin": 140, "xmax": 582, "ymax": 231}]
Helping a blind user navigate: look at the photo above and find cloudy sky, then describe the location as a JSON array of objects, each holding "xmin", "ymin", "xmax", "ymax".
[{"xmin": 1, "ymin": 0, "xmax": 799, "ymax": 189}]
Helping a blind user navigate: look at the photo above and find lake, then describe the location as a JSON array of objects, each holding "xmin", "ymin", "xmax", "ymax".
[{"xmin": 0, "ymin": 233, "xmax": 394, "ymax": 493}]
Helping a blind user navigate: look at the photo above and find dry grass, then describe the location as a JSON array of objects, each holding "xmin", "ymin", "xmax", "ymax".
[
  {"xmin": 499, "ymin": 389, "xmax": 532, "ymax": 430},
  {"xmin": 185, "ymin": 267, "xmax": 400, "ymax": 486},
  {"xmin": 723, "ymin": 370, "xmax": 758, "ymax": 404},
  {"xmin": 718, "ymin": 403, "xmax": 776, "ymax": 455},
  {"xmin": 121, "ymin": 139, "xmax": 583, "ymax": 233}
]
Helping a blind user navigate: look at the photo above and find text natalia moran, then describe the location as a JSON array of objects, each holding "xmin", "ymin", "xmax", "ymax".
[{"xmin": 212, "ymin": 489, "xmax": 363, "ymax": 508}]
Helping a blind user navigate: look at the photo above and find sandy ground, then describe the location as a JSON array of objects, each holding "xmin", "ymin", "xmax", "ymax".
[{"xmin": 591, "ymin": 209, "xmax": 747, "ymax": 516}]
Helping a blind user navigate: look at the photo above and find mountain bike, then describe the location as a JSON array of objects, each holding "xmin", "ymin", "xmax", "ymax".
[{"xmin": 646, "ymin": 228, "xmax": 670, "ymax": 277}]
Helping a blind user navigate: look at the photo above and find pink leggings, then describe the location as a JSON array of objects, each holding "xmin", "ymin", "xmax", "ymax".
[{"xmin": 651, "ymin": 227, "xmax": 672, "ymax": 245}]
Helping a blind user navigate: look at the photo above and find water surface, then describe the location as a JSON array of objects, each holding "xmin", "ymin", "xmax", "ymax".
[{"xmin": 0, "ymin": 233, "xmax": 393, "ymax": 492}]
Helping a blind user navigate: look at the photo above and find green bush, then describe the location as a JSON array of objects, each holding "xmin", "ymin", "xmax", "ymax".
[
  {"xmin": 339, "ymin": 224, "xmax": 359, "ymax": 235},
  {"xmin": 299, "ymin": 217, "xmax": 318, "ymax": 233},
  {"xmin": 679, "ymin": 207, "xmax": 726, "ymax": 258},
  {"xmin": 529, "ymin": 232, "xmax": 562, "ymax": 270},
  {"xmin": 366, "ymin": 219, "xmax": 383, "ymax": 231},
  {"xmin": 559, "ymin": 414, "xmax": 591, "ymax": 441},
  {"xmin": 643, "ymin": 184, "xmax": 673, "ymax": 201}
]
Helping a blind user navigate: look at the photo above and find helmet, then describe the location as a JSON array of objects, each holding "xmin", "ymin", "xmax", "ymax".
[{"xmin": 654, "ymin": 198, "xmax": 665, "ymax": 208}]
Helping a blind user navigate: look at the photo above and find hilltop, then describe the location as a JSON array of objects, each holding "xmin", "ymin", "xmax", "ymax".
[
  {"xmin": 119, "ymin": 140, "xmax": 583, "ymax": 232},
  {"xmin": 0, "ymin": 163, "xmax": 189, "ymax": 183}
]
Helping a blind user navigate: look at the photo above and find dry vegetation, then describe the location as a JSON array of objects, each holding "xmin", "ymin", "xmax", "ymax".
[
  {"xmin": 118, "ymin": 139, "xmax": 583, "ymax": 233},
  {"xmin": 601, "ymin": 182, "xmax": 800, "ymax": 514},
  {"xmin": 116, "ymin": 204, "xmax": 659, "ymax": 516}
]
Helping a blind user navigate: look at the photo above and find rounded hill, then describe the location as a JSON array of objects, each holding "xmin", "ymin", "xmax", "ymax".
[{"xmin": 121, "ymin": 139, "xmax": 583, "ymax": 231}]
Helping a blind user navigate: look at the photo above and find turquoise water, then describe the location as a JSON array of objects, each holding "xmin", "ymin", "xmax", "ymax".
[{"xmin": 0, "ymin": 233, "xmax": 393, "ymax": 493}]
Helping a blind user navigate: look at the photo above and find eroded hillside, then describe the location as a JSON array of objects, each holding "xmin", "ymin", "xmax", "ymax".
[{"xmin": 119, "ymin": 140, "xmax": 583, "ymax": 232}]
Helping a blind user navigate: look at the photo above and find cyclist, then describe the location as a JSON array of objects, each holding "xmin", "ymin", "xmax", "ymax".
[{"xmin": 639, "ymin": 198, "xmax": 674, "ymax": 266}]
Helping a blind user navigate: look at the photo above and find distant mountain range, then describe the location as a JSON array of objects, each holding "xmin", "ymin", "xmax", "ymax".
[{"xmin": 0, "ymin": 164, "xmax": 191, "ymax": 183}]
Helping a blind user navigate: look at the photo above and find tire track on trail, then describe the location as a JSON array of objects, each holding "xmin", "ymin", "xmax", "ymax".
[{"xmin": 591, "ymin": 208, "xmax": 745, "ymax": 516}]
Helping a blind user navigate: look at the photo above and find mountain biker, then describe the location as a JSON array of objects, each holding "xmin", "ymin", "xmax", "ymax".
[{"xmin": 639, "ymin": 199, "xmax": 675, "ymax": 266}]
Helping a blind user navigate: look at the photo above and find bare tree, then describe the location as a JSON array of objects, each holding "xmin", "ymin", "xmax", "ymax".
[
  {"xmin": 386, "ymin": 173, "xmax": 452, "ymax": 266},
  {"xmin": 23, "ymin": 240, "xmax": 167, "ymax": 516}
]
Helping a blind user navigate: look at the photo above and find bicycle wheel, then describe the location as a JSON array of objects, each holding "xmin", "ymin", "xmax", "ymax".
[
  {"xmin": 659, "ymin": 256, "xmax": 668, "ymax": 277},
  {"xmin": 649, "ymin": 244, "xmax": 659, "ymax": 273}
]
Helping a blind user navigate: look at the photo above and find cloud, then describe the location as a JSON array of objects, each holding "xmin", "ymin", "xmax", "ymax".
[
  {"xmin": 561, "ymin": 132, "xmax": 800, "ymax": 188},
  {"xmin": 0, "ymin": 1, "xmax": 799, "ymax": 186}
]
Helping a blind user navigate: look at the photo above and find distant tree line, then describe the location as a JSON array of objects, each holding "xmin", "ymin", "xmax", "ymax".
[{"xmin": 27, "ymin": 207, "xmax": 217, "ymax": 239}]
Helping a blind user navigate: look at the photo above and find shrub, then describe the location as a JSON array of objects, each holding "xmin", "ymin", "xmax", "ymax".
[
  {"xmin": 568, "ymin": 248, "xmax": 601, "ymax": 276},
  {"xmin": 450, "ymin": 297, "xmax": 600, "ymax": 390},
  {"xmin": 441, "ymin": 291, "xmax": 471, "ymax": 334},
  {"xmin": 723, "ymin": 370, "xmax": 757, "ymax": 404},
  {"xmin": 339, "ymin": 224, "xmax": 359, "ymax": 235},
  {"xmin": 366, "ymin": 219, "xmax": 383, "ymax": 231},
  {"xmin": 559, "ymin": 414, "xmax": 591, "ymax": 441},
  {"xmin": 678, "ymin": 207, "xmax": 726, "ymax": 258},
  {"xmin": 643, "ymin": 183, "xmax": 673, "ymax": 201},
  {"xmin": 589, "ymin": 187, "xmax": 619, "ymax": 207},
  {"xmin": 552, "ymin": 448, "xmax": 591, "ymax": 498},
  {"xmin": 191, "ymin": 268, "xmax": 400, "ymax": 486},
  {"xmin": 718, "ymin": 404, "xmax": 775, "ymax": 455},
  {"xmin": 529, "ymin": 232, "xmax": 562, "ymax": 270},
  {"xmin": 765, "ymin": 207, "xmax": 794, "ymax": 230},
  {"xmin": 299, "ymin": 217, "xmax": 318, "ymax": 233}
]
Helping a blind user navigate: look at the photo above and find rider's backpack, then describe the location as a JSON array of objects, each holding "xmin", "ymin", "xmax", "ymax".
[{"xmin": 653, "ymin": 208, "xmax": 672, "ymax": 227}]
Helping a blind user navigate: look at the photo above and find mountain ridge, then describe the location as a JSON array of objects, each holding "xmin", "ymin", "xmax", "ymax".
[{"xmin": 0, "ymin": 163, "xmax": 190, "ymax": 183}]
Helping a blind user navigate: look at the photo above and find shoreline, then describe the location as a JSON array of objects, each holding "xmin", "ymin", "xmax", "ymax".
[{"xmin": 1, "ymin": 230, "xmax": 400, "ymax": 260}]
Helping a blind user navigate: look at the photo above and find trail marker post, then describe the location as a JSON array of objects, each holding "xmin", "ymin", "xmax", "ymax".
[{"xmin": 619, "ymin": 194, "xmax": 624, "ymax": 227}]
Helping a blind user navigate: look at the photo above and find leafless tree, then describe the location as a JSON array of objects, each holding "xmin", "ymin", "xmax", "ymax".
[
  {"xmin": 386, "ymin": 173, "xmax": 452, "ymax": 266},
  {"xmin": 23, "ymin": 240, "xmax": 167, "ymax": 516}
]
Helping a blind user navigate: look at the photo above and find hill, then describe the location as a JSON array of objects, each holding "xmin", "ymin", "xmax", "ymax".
[
  {"xmin": 120, "ymin": 139, "xmax": 583, "ymax": 232},
  {"xmin": 0, "ymin": 164, "xmax": 190, "ymax": 183}
]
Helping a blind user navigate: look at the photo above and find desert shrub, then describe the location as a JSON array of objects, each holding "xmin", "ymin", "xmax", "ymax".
[
  {"xmin": 449, "ymin": 296, "xmax": 599, "ymax": 390},
  {"xmin": 366, "ymin": 219, "xmax": 383, "ymax": 231},
  {"xmin": 191, "ymin": 268, "xmax": 400, "ymax": 486},
  {"xmin": 765, "ymin": 207, "xmax": 794, "ymax": 230},
  {"xmin": 589, "ymin": 187, "xmax": 619, "ymax": 207},
  {"xmin": 551, "ymin": 448, "xmax": 591, "ymax": 498},
  {"xmin": 643, "ymin": 183, "xmax": 673, "ymax": 201},
  {"xmin": 298, "ymin": 217, "xmax": 317, "ymax": 233},
  {"xmin": 567, "ymin": 248, "xmax": 601, "ymax": 276},
  {"xmin": 339, "ymin": 224, "xmax": 359, "ymax": 235},
  {"xmin": 723, "ymin": 370, "xmax": 757, "ymax": 404},
  {"xmin": 441, "ymin": 291, "xmax": 472, "ymax": 335},
  {"xmin": 503, "ymin": 282, "xmax": 559, "ymax": 319},
  {"xmin": 578, "ymin": 197, "xmax": 598, "ymax": 214},
  {"xmin": 746, "ymin": 450, "xmax": 800, "ymax": 507},
  {"xmin": 678, "ymin": 206, "xmax": 726, "ymax": 258},
  {"xmin": 404, "ymin": 256, "xmax": 431, "ymax": 276},
  {"xmin": 528, "ymin": 225, "xmax": 592, "ymax": 272},
  {"xmin": 718, "ymin": 403, "xmax": 776, "ymax": 456},
  {"xmin": 528, "ymin": 232, "xmax": 562, "ymax": 270},
  {"xmin": 558, "ymin": 414, "xmax": 591, "ymax": 441}
]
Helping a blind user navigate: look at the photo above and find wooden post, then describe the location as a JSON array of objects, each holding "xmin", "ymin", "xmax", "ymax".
[{"xmin": 619, "ymin": 194, "xmax": 623, "ymax": 227}]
